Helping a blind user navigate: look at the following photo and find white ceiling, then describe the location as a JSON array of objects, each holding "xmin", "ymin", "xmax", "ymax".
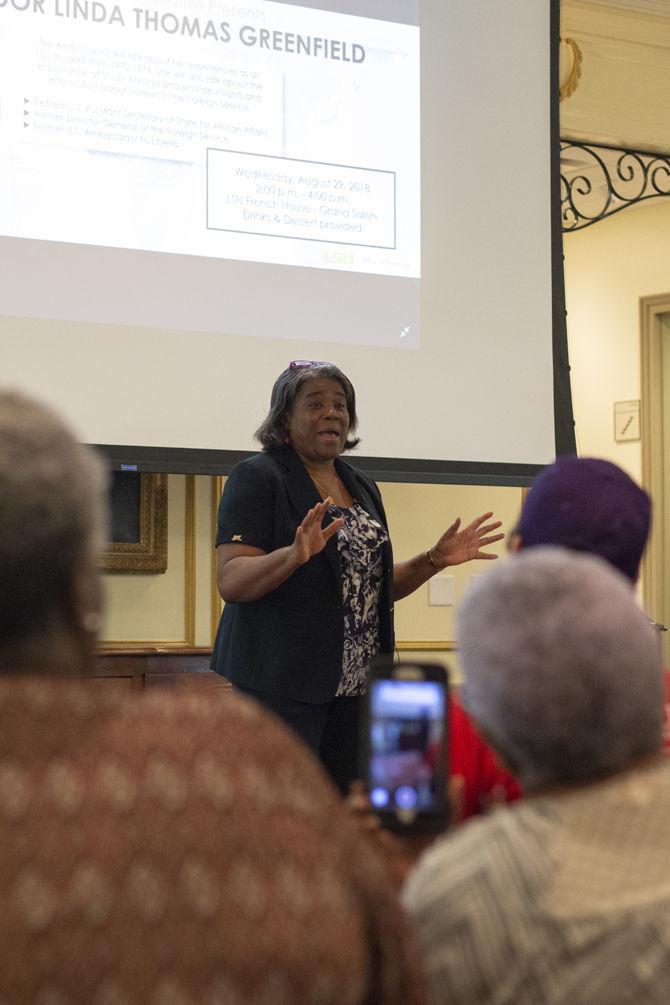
[{"xmin": 561, "ymin": 0, "xmax": 670, "ymax": 151}]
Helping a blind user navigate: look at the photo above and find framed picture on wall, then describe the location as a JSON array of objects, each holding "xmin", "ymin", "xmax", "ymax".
[{"xmin": 101, "ymin": 472, "xmax": 168, "ymax": 574}]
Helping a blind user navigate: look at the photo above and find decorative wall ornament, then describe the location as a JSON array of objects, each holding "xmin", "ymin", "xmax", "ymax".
[
  {"xmin": 559, "ymin": 37, "xmax": 582, "ymax": 101},
  {"xmin": 560, "ymin": 141, "xmax": 670, "ymax": 232}
]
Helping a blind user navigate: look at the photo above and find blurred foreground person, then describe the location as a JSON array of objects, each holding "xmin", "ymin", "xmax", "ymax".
[
  {"xmin": 0, "ymin": 391, "xmax": 424, "ymax": 1005},
  {"xmin": 404, "ymin": 549, "xmax": 670, "ymax": 1005}
]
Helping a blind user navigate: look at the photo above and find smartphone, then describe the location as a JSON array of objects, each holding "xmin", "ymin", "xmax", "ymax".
[{"xmin": 364, "ymin": 659, "xmax": 450, "ymax": 833}]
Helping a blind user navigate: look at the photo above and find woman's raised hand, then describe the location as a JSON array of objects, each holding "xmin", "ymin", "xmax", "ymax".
[
  {"xmin": 291, "ymin": 499, "xmax": 344, "ymax": 566},
  {"xmin": 430, "ymin": 511, "xmax": 505, "ymax": 569}
]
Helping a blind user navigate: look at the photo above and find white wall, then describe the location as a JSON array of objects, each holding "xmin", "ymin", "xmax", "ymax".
[{"xmin": 563, "ymin": 198, "xmax": 670, "ymax": 480}]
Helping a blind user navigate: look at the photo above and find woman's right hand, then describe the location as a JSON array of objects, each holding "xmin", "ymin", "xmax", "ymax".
[{"xmin": 291, "ymin": 499, "xmax": 344, "ymax": 566}]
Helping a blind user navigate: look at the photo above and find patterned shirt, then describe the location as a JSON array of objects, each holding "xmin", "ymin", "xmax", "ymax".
[
  {"xmin": 333, "ymin": 501, "xmax": 389, "ymax": 696},
  {"xmin": 0, "ymin": 676, "xmax": 425, "ymax": 1005},
  {"xmin": 403, "ymin": 757, "xmax": 670, "ymax": 1005}
]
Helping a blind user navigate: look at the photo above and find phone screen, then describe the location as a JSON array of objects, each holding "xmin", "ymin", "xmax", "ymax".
[{"xmin": 368, "ymin": 676, "xmax": 448, "ymax": 819}]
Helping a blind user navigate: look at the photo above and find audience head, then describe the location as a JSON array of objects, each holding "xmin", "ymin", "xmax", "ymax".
[
  {"xmin": 512, "ymin": 456, "xmax": 650, "ymax": 582},
  {"xmin": 0, "ymin": 390, "xmax": 107, "ymax": 667},
  {"xmin": 458, "ymin": 548, "xmax": 663, "ymax": 792}
]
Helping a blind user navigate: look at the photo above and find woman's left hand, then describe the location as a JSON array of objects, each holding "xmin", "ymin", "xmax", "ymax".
[{"xmin": 430, "ymin": 511, "xmax": 504, "ymax": 569}]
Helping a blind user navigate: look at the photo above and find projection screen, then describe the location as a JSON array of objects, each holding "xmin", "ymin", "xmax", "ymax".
[{"xmin": 0, "ymin": 0, "xmax": 573, "ymax": 482}]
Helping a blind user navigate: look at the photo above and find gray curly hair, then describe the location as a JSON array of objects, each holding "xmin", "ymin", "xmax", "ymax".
[
  {"xmin": 0, "ymin": 391, "xmax": 108, "ymax": 644},
  {"xmin": 457, "ymin": 547, "xmax": 663, "ymax": 791}
]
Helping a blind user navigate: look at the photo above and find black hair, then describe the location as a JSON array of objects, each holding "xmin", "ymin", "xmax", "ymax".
[{"xmin": 255, "ymin": 364, "xmax": 361, "ymax": 451}]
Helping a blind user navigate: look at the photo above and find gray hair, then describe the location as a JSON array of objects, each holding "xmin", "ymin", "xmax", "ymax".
[
  {"xmin": 0, "ymin": 391, "xmax": 108, "ymax": 644},
  {"xmin": 457, "ymin": 548, "xmax": 663, "ymax": 790},
  {"xmin": 255, "ymin": 363, "xmax": 360, "ymax": 452}
]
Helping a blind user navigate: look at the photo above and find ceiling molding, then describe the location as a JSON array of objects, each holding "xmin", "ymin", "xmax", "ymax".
[
  {"xmin": 562, "ymin": 7, "xmax": 670, "ymax": 47},
  {"xmin": 567, "ymin": 0, "xmax": 670, "ymax": 17},
  {"xmin": 562, "ymin": 129, "xmax": 670, "ymax": 155}
]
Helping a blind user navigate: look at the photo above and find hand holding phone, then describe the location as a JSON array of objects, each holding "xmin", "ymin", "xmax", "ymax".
[{"xmin": 364, "ymin": 659, "xmax": 450, "ymax": 834}]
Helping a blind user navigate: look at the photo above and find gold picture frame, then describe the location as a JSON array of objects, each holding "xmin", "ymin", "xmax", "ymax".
[{"xmin": 101, "ymin": 472, "xmax": 168, "ymax": 574}]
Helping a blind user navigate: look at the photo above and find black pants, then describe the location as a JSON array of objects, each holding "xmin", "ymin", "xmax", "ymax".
[{"xmin": 235, "ymin": 686, "xmax": 364, "ymax": 796}]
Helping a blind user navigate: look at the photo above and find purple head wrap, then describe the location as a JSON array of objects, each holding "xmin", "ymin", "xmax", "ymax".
[{"xmin": 517, "ymin": 457, "xmax": 651, "ymax": 583}]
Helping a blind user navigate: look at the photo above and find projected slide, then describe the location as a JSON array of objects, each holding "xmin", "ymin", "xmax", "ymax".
[{"xmin": 0, "ymin": 0, "xmax": 419, "ymax": 278}]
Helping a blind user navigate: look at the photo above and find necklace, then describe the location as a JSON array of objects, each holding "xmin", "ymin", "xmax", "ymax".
[{"xmin": 310, "ymin": 467, "xmax": 337, "ymax": 502}]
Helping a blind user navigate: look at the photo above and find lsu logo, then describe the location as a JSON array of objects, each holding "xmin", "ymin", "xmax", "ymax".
[{"xmin": 323, "ymin": 251, "xmax": 354, "ymax": 266}]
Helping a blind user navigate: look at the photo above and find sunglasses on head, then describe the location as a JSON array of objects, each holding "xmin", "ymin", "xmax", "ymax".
[{"xmin": 288, "ymin": 360, "xmax": 331, "ymax": 369}]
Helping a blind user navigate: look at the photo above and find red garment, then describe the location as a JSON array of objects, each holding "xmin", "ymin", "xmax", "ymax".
[
  {"xmin": 663, "ymin": 669, "xmax": 670, "ymax": 751},
  {"xmin": 450, "ymin": 668, "xmax": 670, "ymax": 822},
  {"xmin": 449, "ymin": 691, "xmax": 522, "ymax": 821}
]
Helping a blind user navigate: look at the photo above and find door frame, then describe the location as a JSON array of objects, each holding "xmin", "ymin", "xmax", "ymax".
[{"xmin": 640, "ymin": 293, "xmax": 670, "ymax": 633}]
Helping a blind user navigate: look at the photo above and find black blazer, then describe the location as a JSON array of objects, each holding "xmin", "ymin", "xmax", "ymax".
[{"xmin": 210, "ymin": 445, "xmax": 395, "ymax": 703}]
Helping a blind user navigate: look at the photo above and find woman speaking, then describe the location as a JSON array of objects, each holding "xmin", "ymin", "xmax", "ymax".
[{"xmin": 211, "ymin": 362, "xmax": 503, "ymax": 791}]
